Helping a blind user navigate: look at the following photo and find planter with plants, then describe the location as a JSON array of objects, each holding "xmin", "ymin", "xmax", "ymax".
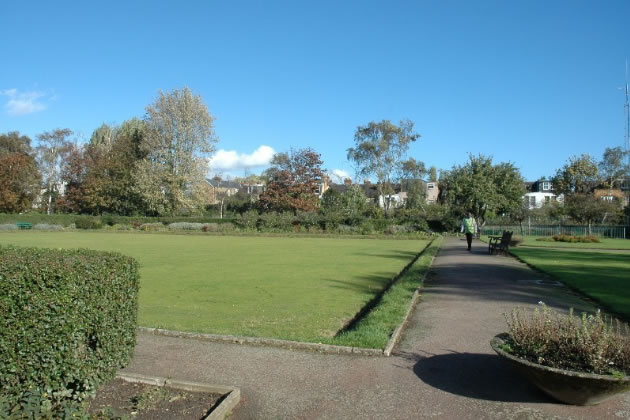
[{"xmin": 490, "ymin": 303, "xmax": 630, "ymax": 405}]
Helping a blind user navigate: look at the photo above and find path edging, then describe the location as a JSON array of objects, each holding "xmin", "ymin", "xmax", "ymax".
[
  {"xmin": 117, "ymin": 372, "xmax": 240, "ymax": 419},
  {"xmin": 383, "ymin": 240, "xmax": 440, "ymax": 356}
]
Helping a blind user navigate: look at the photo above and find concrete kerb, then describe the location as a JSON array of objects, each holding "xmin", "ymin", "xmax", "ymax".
[
  {"xmin": 116, "ymin": 372, "xmax": 241, "ymax": 420},
  {"xmin": 137, "ymin": 327, "xmax": 383, "ymax": 356},
  {"xmin": 137, "ymin": 236, "xmax": 441, "ymax": 358},
  {"xmin": 383, "ymin": 243, "xmax": 439, "ymax": 356}
]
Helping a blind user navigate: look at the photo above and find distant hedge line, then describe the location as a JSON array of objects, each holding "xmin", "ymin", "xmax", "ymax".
[
  {"xmin": 0, "ymin": 212, "xmax": 235, "ymax": 227},
  {"xmin": 0, "ymin": 246, "xmax": 139, "ymax": 417}
]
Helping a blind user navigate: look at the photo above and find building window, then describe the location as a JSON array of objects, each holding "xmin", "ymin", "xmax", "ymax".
[
  {"xmin": 542, "ymin": 182, "xmax": 551, "ymax": 191},
  {"xmin": 601, "ymin": 196, "xmax": 614, "ymax": 202},
  {"xmin": 544, "ymin": 196, "xmax": 551, "ymax": 203}
]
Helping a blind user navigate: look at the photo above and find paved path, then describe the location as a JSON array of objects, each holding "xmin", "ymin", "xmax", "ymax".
[{"xmin": 124, "ymin": 238, "xmax": 630, "ymax": 419}]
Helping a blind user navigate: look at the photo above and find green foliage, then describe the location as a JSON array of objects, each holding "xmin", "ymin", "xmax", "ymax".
[
  {"xmin": 0, "ymin": 246, "xmax": 139, "ymax": 416},
  {"xmin": 535, "ymin": 234, "xmax": 601, "ymax": 243},
  {"xmin": 347, "ymin": 119, "xmax": 422, "ymax": 213},
  {"xmin": 440, "ymin": 154, "xmax": 524, "ymax": 226},
  {"xmin": 504, "ymin": 304, "xmax": 630, "ymax": 375},
  {"xmin": 75, "ymin": 218, "xmax": 103, "ymax": 229},
  {"xmin": 552, "ymin": 154, "xmax": 600, "ymax": 195}
]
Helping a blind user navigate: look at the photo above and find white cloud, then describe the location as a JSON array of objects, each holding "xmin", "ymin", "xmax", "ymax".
[
  {"xmin": 209, "ymin": 145, "xmax": 275, "ymax": 171},
  {"xmin": 1, "ymin": 88, "xmax": 49, "ymax": 116},
  {"xmin": 329, "ymin": 169, "xmax": 352, "ymax": 183}
]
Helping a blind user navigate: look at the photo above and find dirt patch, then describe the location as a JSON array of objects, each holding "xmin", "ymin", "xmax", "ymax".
[{"xmin": 88, "ymin": 378, "xmax": 223, "ymax": 419}]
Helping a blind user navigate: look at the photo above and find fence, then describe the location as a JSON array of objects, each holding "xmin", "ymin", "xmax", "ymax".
[{"xmin": 481, "ymin": 224, "xmax": 628, "ymax": 239}]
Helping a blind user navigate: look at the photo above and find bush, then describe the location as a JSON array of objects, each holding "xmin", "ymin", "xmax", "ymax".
[
  {"xmin": 503, "ymin": 303, "xmax": 630, "ymax": 376},
  {"xmin": 551, "ymin": 234, "xmax": 601, "ymax": 243},
  {"xmin": 138, "ymin": 223, "xmax": 165, "ymax": 231},
  {"xmin": 167, "ymin": 222, "xmax": 204, "ymax": 231},
  {"xmin": 74, "ymin": 218, "xmax": 102, "ymax": 230},
  {"xmin": 0, "ymin": 246, "xmax": 139, "ymax": 417},
  {"xmin": 0, "ymin": 224, "xmax": 17, "ymax": 231},
  {"xmin": 33, "ymin": 223, "xmax": 64, "ymax": 231},
  {"xmin": 259, "ymin": 211, "xmax": 294, "ymax": 231},
  {"xmin": 236, "ymin": 210, "xmax": 259, "ymax": 231}
]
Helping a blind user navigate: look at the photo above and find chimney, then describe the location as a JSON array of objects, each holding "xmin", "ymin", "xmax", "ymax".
[{"xmin": 344, "ymin": 178, "xmax": 352, "ymax": 186}]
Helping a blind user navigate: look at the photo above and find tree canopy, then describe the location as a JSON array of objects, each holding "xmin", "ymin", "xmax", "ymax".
[
  {"xmin": 347, "ymin": 119, "xmax": 421, "ymax": 212},
  {"xmin": 439, "ymin": 154, "xmax": 524, "ymax": 225},
  {"xmin": 258, "ymin": 148, "xmax": 324, "ymax": 213}
]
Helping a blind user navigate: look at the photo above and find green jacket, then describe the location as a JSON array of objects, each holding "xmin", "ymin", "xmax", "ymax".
[{"xmin": 461, "ymin": 216, "xmax": 477, "ymax": 234}]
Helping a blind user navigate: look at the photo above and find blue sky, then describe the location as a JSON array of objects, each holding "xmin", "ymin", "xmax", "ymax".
[{"xmin": 1, "ymin": 1, "xmax": 629, "ymax": 182}]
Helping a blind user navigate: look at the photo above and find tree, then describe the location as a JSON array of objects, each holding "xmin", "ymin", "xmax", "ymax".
[
  {"xmin": 0, "ymin": 132, "xmax": 41, "ymax": 213},
  {"xmin": 599, "ymin": 147, "xmax": 629, "ymax": 190},
  {"xmin": 428, "ymin": 166, "xmax": 438, "ymax": 182},
  {"xmin": 552, "ymin": 154, "xmax": 600, "ymax": 195},
  {"xmin": 137, "ymin": 87, "xmax": 218, "ymax": 215},
  {"xmin": 566, "ymin": 193, "xmax": 620, "ymax": 233},
  {"xmin": 440, "ymin": 154, "xmax": 524, "ymax": 227},
  {"xmin": 36, "ymin": 129, "xmax": 73, "ymax": 214},
  {"xmin": 321, "ymin": 184, "xmax": 368, "ymax": 225},
  {"xmin": 258, "ymin": 148, "xmax": 324, "ymax": 213},
  {"xmin": 347, "ymin": 119, "xmax": 421, "ymax": 213}
]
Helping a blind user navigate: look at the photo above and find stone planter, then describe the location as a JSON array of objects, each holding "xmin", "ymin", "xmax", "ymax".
[{"xmin": 490, "ymin": 333, "xmax": 630, "ymax": 405}]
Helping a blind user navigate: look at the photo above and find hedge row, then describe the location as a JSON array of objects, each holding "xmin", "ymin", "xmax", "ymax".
[
  {"xmin": 0, "ymin": 246, "xmax": 139, "ymax": 417},
  {"xmin": 0, "ymin": 212, "xmax": 235, "ymax": 228}
]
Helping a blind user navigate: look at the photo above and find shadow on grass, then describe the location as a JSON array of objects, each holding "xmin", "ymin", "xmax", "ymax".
[
  {"xmin": 401, "ymin": 350, "xmax": 552, "ymax": 403},
  {"xmin": 351, "ymin": 250, "xmax": 420, "ymax": 261}
]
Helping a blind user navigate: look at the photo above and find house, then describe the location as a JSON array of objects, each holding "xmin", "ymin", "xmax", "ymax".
[
  {"xmin": 206, "ymin": 178, "xmax": 241, "ymax": 205},
  {"xmin": 593, "ymin": 188, "xmax": 629, "ymax": 207},
  {"xmin": 522, "ymin": 180, "xmax": 561, "ymax": 209},
  {"xmin": 426, "ymin": 181, "xmax": 439, "ymax": 204},
  {"xmin": 328, "ymin": 179, "xmax": 439, "ymax": 208}
]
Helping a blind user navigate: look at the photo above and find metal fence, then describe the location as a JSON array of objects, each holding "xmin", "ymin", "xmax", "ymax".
[{"xmin": 481, "ymin": 224, "xmax": 628, "ymax": 239}]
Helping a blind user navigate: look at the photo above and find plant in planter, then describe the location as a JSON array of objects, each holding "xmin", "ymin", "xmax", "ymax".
[{"xmin": 491, "ymin": 303, "xmax": 630, "ymax": 405}]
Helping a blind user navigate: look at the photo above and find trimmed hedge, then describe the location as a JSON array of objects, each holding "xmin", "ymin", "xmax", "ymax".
[{"xmin": 0, "ymin": 246, "xmax": 139, "ymax": 417}]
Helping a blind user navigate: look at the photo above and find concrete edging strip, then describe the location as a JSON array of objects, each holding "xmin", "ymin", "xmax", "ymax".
[
  {"xmin": 137, "ymin": 327, "xmax": 383, "ymax": 356},
  {"xmin": 117, "ymin": 372, "xmax": 241, "ymax": 420},
  {"xmin": 383, "ymin": 251, "xmax": 438, "ymax": 356}
]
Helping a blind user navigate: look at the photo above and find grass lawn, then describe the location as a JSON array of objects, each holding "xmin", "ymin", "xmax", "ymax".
[
  {"xmin": 511, "ymin": 247, "xmax": 630, "ymax": 319},
  {"xmin": 517, "ymin": 237, "xmax": 630, "ymax": 250},
  {"xmin": 0, "ymin": 231, "xmax": 430, "ymax": 344}
]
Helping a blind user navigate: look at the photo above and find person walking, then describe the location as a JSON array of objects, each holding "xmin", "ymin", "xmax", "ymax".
[{"xmin": 460, "ymin": 210, "xmax": 477, "ymax": 251}]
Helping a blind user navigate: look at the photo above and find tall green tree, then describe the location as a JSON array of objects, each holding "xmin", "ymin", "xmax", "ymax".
[
  {"xmin": 599, "ymin": 147, "xmax": 629, "ymax": 190},
  {"xmin": 36, "ymin": 129, "xmax": 73, "ymax": 214},
  {"xmin": 137, "ymin": 87, "xmax": 218, "ymax": 215},
  {"xmin": 440, "ymin": 154, "xmax": 524, "ymax": 227},
  {"xmin": 258, "ymin": 148, "xmax": 324, "ymax": 213},
  {"xmin": 552, "ymin": 154, "xmax": 600, "ymax": 195},
  {"xmin": 347, "ymin": 119, "xmax": 421, "ymax": 213},
  {"xmin": 0, "ymin": 132, "xmax": 41, "ymax": 212}
]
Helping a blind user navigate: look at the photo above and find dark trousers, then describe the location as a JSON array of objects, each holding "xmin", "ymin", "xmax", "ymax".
[{"xmin": 465, "ymin": 233, "xmax": 473, "ymax": 250}]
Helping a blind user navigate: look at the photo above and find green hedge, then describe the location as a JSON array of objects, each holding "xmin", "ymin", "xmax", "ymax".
[
  {"xmin": 0, "ymin": 246, "xmax": 139, "ymax": 417},
  {"xmin": 0, "ymin": 213, "xmax": 235, "ymax": 228}
]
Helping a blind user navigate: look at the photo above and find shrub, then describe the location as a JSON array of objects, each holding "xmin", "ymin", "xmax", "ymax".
[
  {"xmin": 74, "ymin": 218, "xmax": 103, "ymax": 230},
  {"xmin": 535, "ymin": 236, "xmax": 555, "ymax": 242},
  {"xmin": 503, "ymin": 303, "xmax": 630, "ymax": 376},
  {"xmin": 138, "ymin": 223, "xmax": 165, "ymax": 231},
  {"xmin": 0, "ymin": 246, "xmax": 139, "ymax": 417},
  {"xmin": 0, "ymin": 224, "xmax": 17, "ymax": 231},
  {"xmin": 167, "ymin": 222, "xmax": 204, "ymax": 231},
  {"xmin": 259, "ymin": 211, "xmax": 294, "ymax": 231},
  {"xmin": 33, "ymin": 223, "xmax": 64, "ymax": 231},
  {"xmin": 551, "ymin": 234, "xmax": 601, "ymax": 243},
  {"xmin": 236, "ymin": 210, "xmax": 259, "ymax": 231}
]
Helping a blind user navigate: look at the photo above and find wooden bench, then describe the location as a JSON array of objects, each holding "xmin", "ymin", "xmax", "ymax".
[
  {"xmin": 488, "ymin": 231, "xmax": 513, "ymax": 255},
  {"xmin": 16, "ymin": 222, "xmax": 32, "ymax": 230}
]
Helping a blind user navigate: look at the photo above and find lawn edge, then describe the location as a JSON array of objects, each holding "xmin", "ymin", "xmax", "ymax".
[
  {"xmin": 509, "ymin": 248, "xmax": 630, "ymax": 323},
  {"xmin": 383, "ymin": 236, "xmax": 441, "ymax": 356}
]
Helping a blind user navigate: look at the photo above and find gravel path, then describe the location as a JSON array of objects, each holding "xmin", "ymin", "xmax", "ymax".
[{"xmin": 123, "ymin": 237, "xmax": 630, "ymax": 419}]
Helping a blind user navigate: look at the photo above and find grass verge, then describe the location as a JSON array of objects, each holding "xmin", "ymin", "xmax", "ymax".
[
  {"xmin": 324, "ymin": 236, "xmax": 442, "ymax": 349},
  {"xmin": 510, "ymin": 247, "xmax": 630, "ymax": 319}
]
